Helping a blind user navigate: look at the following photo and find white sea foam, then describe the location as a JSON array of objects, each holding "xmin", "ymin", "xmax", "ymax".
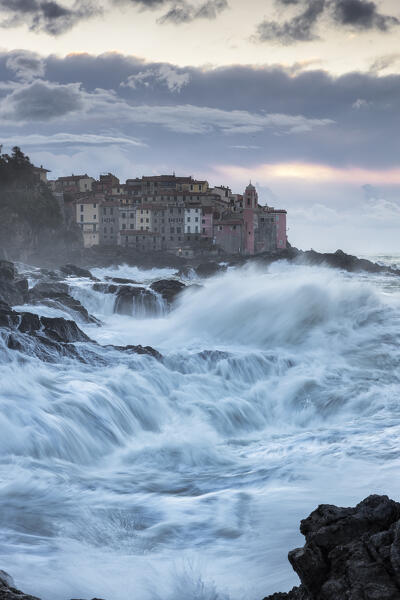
[{"xmin": 1, "ymin": 261, "xmax": 400, "ymax": 599}]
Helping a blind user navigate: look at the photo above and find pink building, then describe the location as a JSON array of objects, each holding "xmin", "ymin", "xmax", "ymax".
[
  {"xmin": 273, "ymin": 210, "xmax": 287, "ymax": 249},
  {"xmin": 243, "ymin": 183, "xmax": 258, "ymax": 255}
]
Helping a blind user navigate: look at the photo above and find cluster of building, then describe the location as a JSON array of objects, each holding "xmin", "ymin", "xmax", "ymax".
[{"xmin": 44, "ymin": 171, "xmax": 287, "ymax": 257}]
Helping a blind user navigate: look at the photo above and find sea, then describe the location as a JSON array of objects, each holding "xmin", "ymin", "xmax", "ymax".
[{"xmin": 1, "ymin": 255, "xmax": 400, "ymax": 599}]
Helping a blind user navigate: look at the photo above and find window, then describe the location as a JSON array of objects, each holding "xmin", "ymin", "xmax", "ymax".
[
  {"xmin": 104, "ymin": 227, "xmax": 107, "ymax": 233},
  {"xmin": 110, "ymin": 208, "xmax": 114, "ymax": 215},
  {"xmin": 93, "ymin": 215, "xmax": 97, "ymax": 220},
  {"xmin": 140, "ymin": 218, "xmax": 144, "ymax": 223},
  {"xmin": 130, "ymin": 212, "xmax": 134, "ymax": 218},
  {"xmin": 202, "ymin": 228, "xmax": 206, "ymax": 234},
  {"xmin": 146, "ymin": 218, "xmax": 149, "ymax": 223},
  {"xmin": 122, "ymin": 224, "xmax": 126, "ymax": 230},
  {"xmin": 103, "ymin": 207, "xmax": 107, "ymax": 215},
  {"xmin": 110, "ymin": 227, "xmax": 113, "ymax": 233},
  {"xmin": 195, "ymin": 217, "xmax": 199, "ymax": 222},
  {"xmin": 93, "ymin": 203, "xmax": 97, "ymax": 208},
  {"xmin": 187, "ymin": 217, "xmax": 191, "ymax": 222},
  {"xmin": 80, "ymin": 215, "xmax": 84, "ymax": 222},
  {"xmin": 177, "ymin": 227, "xmax": 181, "ymax": 234},
  {"xmin": 202, "ymin": 219, "xmax": 205, "ymax": 224},
  {"xmin": 130, "ymin": 224, "xmax": 134, "ymax": 229},
  {"xmin": 171, "ymin": 227, "xmax": 175, "ymax": 234},
  {"xmin": 195, "ymin": 226, "xmax": 198, "ymax": 233},
  {"xmin": 122, "ymin": 213, "xmax": 126, "ymax": 218},
  {"xmin": 80, "ymin": 205, "xmax": 84, "ymax": 212},
  {"xmin": 187, "ymin": 226, "xmax": 191, "ymax": 233}
]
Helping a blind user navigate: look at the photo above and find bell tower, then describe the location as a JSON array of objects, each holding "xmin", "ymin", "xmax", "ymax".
[
  {"xmin": 243, "ymin": 182, "xmax": 258, "ymax": 255},
  {"xmin": 244, "ymin": 182, "xmax": 258, "ymax": 209}
]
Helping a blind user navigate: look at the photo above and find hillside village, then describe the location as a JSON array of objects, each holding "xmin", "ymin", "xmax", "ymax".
[{"xmin": 40, "ymin": 168, "xmax": 287, "ymax": 258}]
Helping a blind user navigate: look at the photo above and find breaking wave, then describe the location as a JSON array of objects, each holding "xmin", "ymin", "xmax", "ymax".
[{"xmin": 1, "ymin": 261, "xmax": 400, "ymax": 599}]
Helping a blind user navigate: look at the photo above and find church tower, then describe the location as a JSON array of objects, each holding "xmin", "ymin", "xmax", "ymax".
[
  {"xmin": 243, "ymin": 182, "xmax": 258, "ymax": 255},
  {"xmin": 244, "ymin": 182, "xmax": 258, "ymax": 209}
]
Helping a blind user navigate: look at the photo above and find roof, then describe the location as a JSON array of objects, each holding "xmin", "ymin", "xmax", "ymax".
[
  {"xmin": 33, "ymin": 165, "xmax": 50, "ymax": 173},
  {"xmin": 58, "ymin": 174, "xmax": 93, "ymax": 182}
]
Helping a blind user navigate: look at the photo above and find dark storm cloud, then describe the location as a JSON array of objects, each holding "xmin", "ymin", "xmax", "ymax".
[
  {"xmin": 255, "ymin": 0, "xmax": 399, "ymax": 44},
  {"xmin": 256, "ymin": 0, "xmax": 324, "ymax": 43},
  {"xmin": 0, "ymin": 50, "xmax": 399, "ymax": 174},
  {"xmin": 113, "ymin": 0, "xmax": 228, "ymax": 24},
  {"xmin": 0, "ymin": 80, "xmax": 84, "ymax": 120},
  {"xmin": 0, "ymin": 0, "xmax": 101, "ymax": 35},
  {"xmin": 333, "ymin": 0, "xmax": 399, "ymax": 30},
  {"xmin": 5, "ymin": 50, "xmax": 45, "ymax": 80},
  {"xmin": 159, "ymin": 0, "xmax": 228, "ymax": 24}
]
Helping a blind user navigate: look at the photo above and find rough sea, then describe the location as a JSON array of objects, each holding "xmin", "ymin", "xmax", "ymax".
[{"xmin": 1, "ymin": 257, "xmax": 400, "ymax": 599}]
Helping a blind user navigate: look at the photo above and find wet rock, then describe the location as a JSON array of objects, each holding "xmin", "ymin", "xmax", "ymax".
[
  {"xmin": 92, "ymin": 283, "xmax": 119, "ymax": 294},
  {"xmin": 30, "ymin": 282, "xmax": 99, "ymax": 324},
  {"xmin": 150, "ymin": 279, "xmax": 186, "ymax": 304},
  {"xmin": 40, "ymin": 316, "xmax": 90, "ymax": 343},
  {"xmin": 195, "ymin": 262, "xmax": 226, "ymax": 278},
  {"xmin": 0, "ymin": 570, "xmax": 40, "ymax": 599},
  {"xmin": 106, "ymin": 277, "xmax": 139, "ymax": 285},
  {"xmin": 263, "ymin": 495, "xmax": 400, "ymax": 600},
  {"xmin": 0, "ymin": 570, "xmax": 105, "ymax": 600},
  {"xmin": 106, "ymin": 344, "xmax": 162, "ymax": 360},
  {"xmin": 0, "ymin": 260, "xmax": 16, "ymax": 281},
  {"xmin": 59, "ymin": 264, "xmax": 95, "ymax": 280},
  {"xmin": 30, "ymin": 281, "xmax": 69, "ymax": 297},
  {"xmin": 0, "ymin": 261, "xmax": 29, "ymax": 305},
  {"xmin": 0, "ymin": 279, "xmax": 28, "ymax": 306}
]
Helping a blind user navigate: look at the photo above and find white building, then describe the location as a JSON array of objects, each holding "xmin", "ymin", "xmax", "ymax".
[{"xmin": 184, "ymin": 205, "xmax": 201, "ymax": 234}]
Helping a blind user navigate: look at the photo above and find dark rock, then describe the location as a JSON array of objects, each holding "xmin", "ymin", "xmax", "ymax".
[
  {"xmin": 263, "ymin": 495, "xmax": 400, "ymax": 600},
  {"xmin": 0, "ymin": 569, "xmax": 106, "ymax": 600},
  {"xmin": 30, "ymin": 282, "xmax": 69, "ymax": 297},
  {"xmin": 150, "ymin": 279, "xmax": 186, "ymax": 304},
  {"xmin": 106, "ymin": 344, "xmax": 162, "ymax": 360},
  {"xmin": 60, "ymin": 264, "xmax": 95, "ymax": 279},
  {"xmin": 0, "ymin": 569, "xmax": 40, "ymax": 599},
  {"xmin": 29, "ymin": 282, "xmax": 99, "ymax": 324},
  {"xmin": 92, "ymin": 283, "xmax": 119, "ymax": 294},
  {"xmin": 195, "ymin": 262, "xmax": 226, "ymax": 278},
  {"xmin": 106, "ymin": 277, "xmax": 139, "ymax": 285},
  {"xmin": 40, "ymin": 317, "xmax": 90, "ymax": 343},
  {"xmin": 0, "ymin": 279, "xmax": 28, "ymax": 306},
  {"xmin": 0, "ymin": 260, "xmax": 16, "ymax": 281}
]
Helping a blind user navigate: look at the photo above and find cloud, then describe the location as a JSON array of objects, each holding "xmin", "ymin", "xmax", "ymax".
[
  {"xmin": 158, "ymin": 0, "xmax": 228, "ymax": 24},
  {"xmin": 121, "ymin": 65, "xmax": 190, "ymax": 92},
  {"xmin": 369, "ymin": 53, "xmax": 400, "ymax": 74},
  {"xmin": 113, "ymin": 0, "xmax": 228, "ymax": 24},
  {"xmin": 0, "ymin": 80, "xmax": 84, "ymax": 120},
  {"xmin": 256, "ymin": 0, "xmax": 325, "ymax": 44},
  {"xmin": 5, "ymin": 50, "xmax": 45, "ymax": 81},
  {"xmin": 0, "ymin": 77, "xmax": 334, "ymax": 136},
  {"xmin": 332, "ymin": 0, "xmax": 399, "ymax": 31},
  {"xmin": 0, "ymin": 0, "xmax": 102, "ymax": 35},
  {"xmin": 255, "ymin": 0, "xmax": 399, "ymax": 45},
  {"xmin": 0, "ymin": 132, "xmax": 145, "ymax": 148}
]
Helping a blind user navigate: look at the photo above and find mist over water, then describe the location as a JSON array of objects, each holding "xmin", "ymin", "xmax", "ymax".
[{"xmin": 2, "ymin": 260, "xmax": 400, "ymax": 599}]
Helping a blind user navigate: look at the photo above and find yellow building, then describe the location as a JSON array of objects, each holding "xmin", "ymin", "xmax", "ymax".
[
  {"xmin": 135, "ymin": 206, "xmax": 152, "ymax": 231},
  {"xmin": 76, "ymin": 197, "xmax": 102, "ymax": 247}
]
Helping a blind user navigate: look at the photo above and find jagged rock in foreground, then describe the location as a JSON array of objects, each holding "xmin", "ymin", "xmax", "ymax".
[
  {"xmin": 264, "ymin": 495, "xmax": 400, "ymax": 600},
  {"xmin": 0, "ymin": 569, "xmax": 104, "ymax": 600}
]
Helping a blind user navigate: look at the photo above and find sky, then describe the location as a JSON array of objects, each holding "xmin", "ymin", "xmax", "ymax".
[{"xmin": 0, "ymin": 0, "xmax": 400, "ymax": 253}]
